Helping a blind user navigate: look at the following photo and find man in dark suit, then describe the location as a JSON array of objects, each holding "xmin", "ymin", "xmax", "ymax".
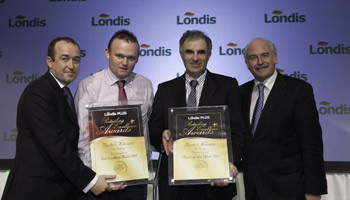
[
  {"xmin": 2, "ymin": 37, "xmax": 124, "ymax": 200},
  {"xmin": 148, "ymin": 30, "xmax": 245, "ymax": 200},
  {"xmin": 240, "ymin": 38, "xmax": 327, "ymax": 200}
]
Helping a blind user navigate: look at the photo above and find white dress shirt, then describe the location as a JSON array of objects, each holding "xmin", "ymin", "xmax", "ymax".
[
  {"xmin": 74, "ymin": 67, "xmax": 154, "ymax": 192},
  {"xmin": 249, "ymin": 70, "xmax": 277, "ymax": 124},
  {"xmin": 185, "ymin": 70, "xmax": 207, "ymax": 106}
]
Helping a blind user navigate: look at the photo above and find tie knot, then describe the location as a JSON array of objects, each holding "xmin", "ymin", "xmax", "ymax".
[
  {"xmin": 190, "ymin": 80, "xmax": 198, "ymax": 88},
  {"xmin": 62, "ymin": 86, "xmax": 72, "ymax": 96},
  {"xmin": 117, "ymin": 80, "xmax": 126, "ymax": 89},
  {"xmin": 257, "ymin": 83, "xmax": 264, "ymax": 92}
]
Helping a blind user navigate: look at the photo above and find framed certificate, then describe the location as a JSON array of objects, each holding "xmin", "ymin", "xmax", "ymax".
[
  {"xmin": 87, "ymin": 103, "xmax": 152, "ymax": 185},
  {"xmin": 168, "ymin": 106, "xmax": 234, "ymax": 185}
]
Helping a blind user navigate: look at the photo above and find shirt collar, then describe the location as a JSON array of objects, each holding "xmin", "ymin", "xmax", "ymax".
[
  {"xmin": 185, "ymin": 69, "xmax": 207, "ymax": 86},
  {"xmin": 254, "ymin": 69, "xmax": 277, "ymax": 90},
  {"xmin": 106, "ymin": 67, "xmax": 134, "ymax": 86},
  {"xmin": 49, "ymin": 71, "xmax": 67, "ymax": 89}
]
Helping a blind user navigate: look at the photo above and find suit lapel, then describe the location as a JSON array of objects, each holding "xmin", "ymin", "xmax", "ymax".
[
  {"xmin": 45, "ymin": 72, "xmax": 79, "ymax": 128},
  {"xmin": 172, "ymin": 74, "xmax": 187, "ymax": 107},
  {"xmin": 199, "ymin": 71, "xmax": 216, "ymax": 106},
  {"xmin": 242, "ymin": 81, "xmax": 254, "ymax": 138},
  {"xmin": 254, "ymin": 73, "xmax": 287, "ymax": 136}
]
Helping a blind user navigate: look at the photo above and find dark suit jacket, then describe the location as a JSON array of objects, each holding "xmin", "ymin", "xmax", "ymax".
[
  {"xmin": 149, "ymin": 71, "xmax": 245, "ymax": 200},
  {"xmin": 2, "ymin": 72, "xmax": 95, "ymax": 200},
  {"xmin": 240, "ymin": 73, "xmax": 327, "ymax": 200}
]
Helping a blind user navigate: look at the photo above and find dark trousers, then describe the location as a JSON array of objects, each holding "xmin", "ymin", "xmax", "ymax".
[
  {"xmin": 252, "ymin": 185, "xmax": 260, "ymax": 200},
  {"xmin": 77, "ymin": 184, "xmax": 147, "ymax": 200}
]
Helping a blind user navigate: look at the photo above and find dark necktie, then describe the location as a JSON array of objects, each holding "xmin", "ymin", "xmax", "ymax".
[
  {"xmin": 251, "ymin": 83, "xmax": 264, "ymax": 135},
  {"xmin": 117, "ymin": 80, "xmax": 127, "ymax": 101},
  {"xmin": 187, "ymin": 80, "xmax": 198, "ymax": 108},
  {"xmin": 62, "ymin": 86, "xmax": 76, "ymax": 116}
]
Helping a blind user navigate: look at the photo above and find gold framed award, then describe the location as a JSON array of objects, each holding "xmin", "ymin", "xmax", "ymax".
[{"xmin": 168, "ymin": 106, "xmax": 234, "ymax": 185}]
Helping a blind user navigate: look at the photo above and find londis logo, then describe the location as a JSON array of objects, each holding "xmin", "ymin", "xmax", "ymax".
[
  {"xmin": 92, "ymin": 14, "xmax": 130, "ymax": 26},
  {"xmin": 276, "ymin": 68, "xmax": 308, "ymax": 81},
  {"xmin": 6, "ymin": 71, "xmax": 38, "ymax": 84},
  {"xmin": 8, "ymin": 15, "xmax": 46, "ymax": 28},
  {"xmin": 219, "ymin": 43, "xmax": 244, "ymax": 56},
  {"xmin": 3, "ymin": 128, "xmax": 17, "ymax": 142},
  {"xmin": 177, "ymin": 12, "xmax": 216, "ymax": 25},
  {"xmin": 139, "ymin": 44, "xmax": 171, "ymax": 57},
  {"xmin": 50, "ymin": 0, "xmax": 86, "ymax": 2},
  {"xmin": 309, "ymin": 41, "xmax": 350, "ymax": 55},
  {"xmin": 265, "ymin": 10, "xmax": 306, "ymax": 23},
  {"xmin": 318, "ymin": 101, "xmax": 350, "ymax": 115}
]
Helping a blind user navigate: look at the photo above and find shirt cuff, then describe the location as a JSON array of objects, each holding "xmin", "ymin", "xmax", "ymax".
[{"xmin": 83, "ymin": 174, "xmax": 99, "ymax": 193}]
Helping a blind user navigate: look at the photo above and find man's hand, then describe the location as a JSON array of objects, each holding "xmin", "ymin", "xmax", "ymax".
[
  {"xmin": 109, "ymin": 182, "xmax": 127, "ymax": 191},
  {"xmin": 305, "ymin": 194, "xmax": 321, "ymax": 200},
  {"xmin": 210, "ymin": 163, "xmax": 238, "ymax": 187},
  {"xmin": 162, "ymin": 130, "xmax": 173, "ymax": 156},
  {"xmin": 90, "ymin": 175, "xmax": 115, "ymax": 196}
]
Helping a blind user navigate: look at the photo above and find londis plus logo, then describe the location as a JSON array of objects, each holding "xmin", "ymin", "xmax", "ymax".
[
  {"xmin": 309, "ymin": 41, "xmax": 350, "ymax": 55},
  {"xmin": 3, "ymin": 128, "xmax": 17, "ymax": 142},
  {"xmin": 6, "ymin": 71, "xmax": 38, "ymax": 84},
  {"xmin": 318, "ymin": 101, "xmax": 350, "ymax": 115},
  {"xmin": 8, "ymin": 15, "xmax": 46, "ymax": 28},
  {"xmin": 265, "ymin": 10, "xmax": 306, "ymax": 23},
  {"xmin": 177, "ymin": 12, "xmax": 216, "ymax": 25},
  {"xmin": 50, "ymin": 0, "xmax": 86, "ymax": 2},
  {"xmin": 276, "ymin": 68, "xmax": 308, "ymax": 81},
  {"xmin": 219, "ymin": 43, "xmax": 244, "ymax": 56},
  {"xmin": 139, "ymin": 44, "xmax": 171, "ymax": 57},
  {"xmin": 92, "ymin": 14, "xmax": 130, "ymax": 26}
]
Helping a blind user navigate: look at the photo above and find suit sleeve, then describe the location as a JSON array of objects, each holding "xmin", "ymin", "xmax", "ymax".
[
  {"xmin": 228, "ymin": 79, "xmax": 246, "ymax": 166},
  {"xmin": 295, "ymin": 82, "xmax": 327, "ymax": 194},
  {"xmin": 22, "ymin": 88, "xmax": 95, "ymax": 191},
  {"xmin": 148, "ymin": 84, "xmax": 165, "ymax": 152}
]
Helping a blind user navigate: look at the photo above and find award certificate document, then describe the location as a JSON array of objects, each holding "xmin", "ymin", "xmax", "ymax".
[
  {"xmin": 169, "ymin": 106, "xmax": 234, "ymax": 185},
  {"xmin": 88, "ymin": 104, "xmax": 149, "ymax": 184}
]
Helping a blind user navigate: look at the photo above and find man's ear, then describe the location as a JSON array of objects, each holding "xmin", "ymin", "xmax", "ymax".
[
  {"xmin": 105, "ymin": 48, "xmax": 110, "ymax": 59},
  {"xmin": 46, "ymin": 56, "xmax": 53, "ymax": 70}
]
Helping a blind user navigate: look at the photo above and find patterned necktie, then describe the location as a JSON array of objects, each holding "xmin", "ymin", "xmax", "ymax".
[
  {"xmin": 117, "ymin": 80, "xmax": 127, "ymax": 101},
  {"xmin": 251, "ymin": 83, "xmax": 264, "ymax": 135},
  {"xmin": 187, "ymin": 80, "xmax": 198, "ymax": 108},
  {"xmin": 62, "ymin": 86, "xmax": 76, "ymax": 116}
]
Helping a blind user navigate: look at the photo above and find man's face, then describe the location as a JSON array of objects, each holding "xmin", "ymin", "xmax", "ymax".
[
  {"xmin": 105, "ymin": 38, "xmax": 139, "ymax": 79},
  {"xmin": 180, "ymin": 38, "xmax": 211, "ymax": 79},
  {"xmin": 245, "ymin": 40, "xmax": 277, "ymax": 82},
  {"xmin": 47, "ymin": 40, "xmax": 80, "ymax": 85}
]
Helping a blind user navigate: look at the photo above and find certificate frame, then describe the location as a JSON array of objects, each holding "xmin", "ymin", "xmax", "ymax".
[
  {"xmin": 168, "ymin": 105, "xmax": 235, "ymax": 185},
  {"xmin": 87, "ymin": 101, "xmax": 153, "ymax": 186}
]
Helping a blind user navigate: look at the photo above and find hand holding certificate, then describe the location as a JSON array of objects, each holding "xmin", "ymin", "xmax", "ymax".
[
  {"xmin": 168, "ymin": 106, "xmax": 235, "ymax": 185},
  {"xmin": 87, "ymin": 103, "xmax": 152, "ymax": 186}
]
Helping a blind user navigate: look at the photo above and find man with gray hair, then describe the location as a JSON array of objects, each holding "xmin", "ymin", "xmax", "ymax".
[
  {"xmin": 149, "ymin": 30, "xmax": 245, "ymax": 200},
  {"xmin": 240, "ymin": 38, "xmax": 327, "ymax": 200}
]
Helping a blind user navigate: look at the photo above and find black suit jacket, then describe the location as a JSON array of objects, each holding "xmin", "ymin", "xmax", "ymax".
[
  {"xmin": 2, "ymin": 72, "xmax": 95, "ymax": 200},
  {"xmin": 149, "ymin": 71, "xmax": 245, "ymax": 200},
  {"xmin": 240, "ymin": 73, "xmax": 327, "ymax": 200}
]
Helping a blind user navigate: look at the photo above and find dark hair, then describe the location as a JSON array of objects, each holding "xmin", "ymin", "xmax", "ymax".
[
  {"xmin": 179, "ymin": 30, "xmax": 212, "ymax": 53},
  {"xmin": 107, "ymin": 29, "xmax": 139, "ymax": 51},
  {"xmin": 47, "ymin": 37, "xmax": 80, "ymax": 61}
]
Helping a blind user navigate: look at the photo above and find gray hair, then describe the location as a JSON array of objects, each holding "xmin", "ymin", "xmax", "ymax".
[{"xmin": 243, "ymin": 38, "xmax": 277, "ymax": 63}]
